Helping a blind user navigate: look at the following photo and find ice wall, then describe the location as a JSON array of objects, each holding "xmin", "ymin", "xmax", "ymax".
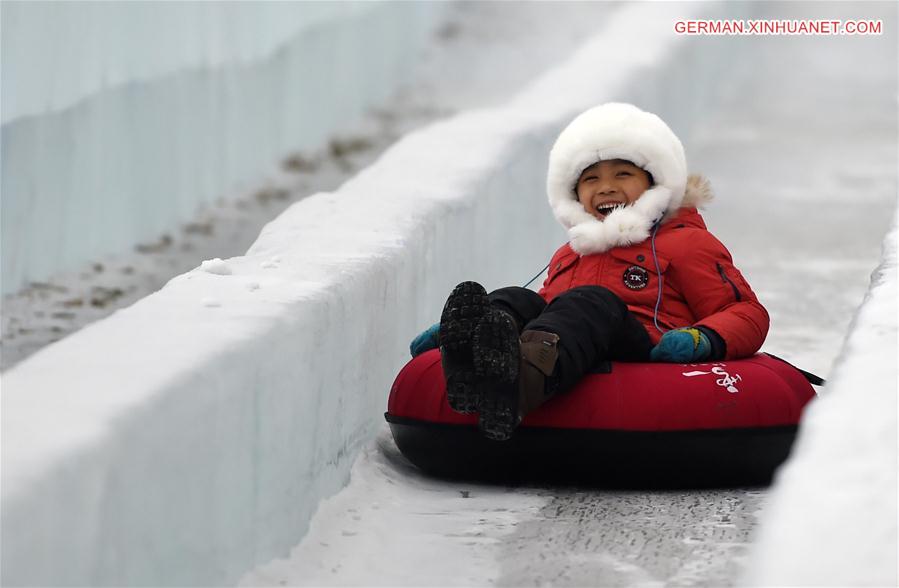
[
  {"xmin": 742, "ymin": 212, "xmax": 898, "ymax": 587},
  {"xmin": 2, "ymin": 3, "xmax": 740, "ymax": 586},
  {"xmin": 0, "ymin": 1, "xmax": 446, "ymax": 295}
]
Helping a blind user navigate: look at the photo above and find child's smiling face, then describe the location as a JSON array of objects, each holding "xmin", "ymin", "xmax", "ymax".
[{"xmin": 576, "ymin": 159, "xmax": 652, "ymax": 221}]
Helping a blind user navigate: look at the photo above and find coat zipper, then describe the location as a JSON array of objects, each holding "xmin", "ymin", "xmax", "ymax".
[{"xmin": 717, "ymin": 262, "xmax": 742, "ymax": 302}]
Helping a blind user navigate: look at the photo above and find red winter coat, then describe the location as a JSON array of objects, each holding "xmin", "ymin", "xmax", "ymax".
[{"xmin": 538, "ymin": 207, "xmax": 768, "ymax": 359}]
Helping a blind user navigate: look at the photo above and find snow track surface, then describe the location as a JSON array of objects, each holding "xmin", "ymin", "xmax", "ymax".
[
  {"xmin": 244, "ymin": 429, "xmax": 550, "ymax": 587},
  {"xmin": 243, "ymin": 427, "xmax": 766, "ymax": 587}
]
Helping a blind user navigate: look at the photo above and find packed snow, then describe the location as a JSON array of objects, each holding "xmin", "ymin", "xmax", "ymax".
[
  {"xmin": 2, "ymin": 1, "xmax": 896, "ymax": 587},
  {"xmin": 200, "ymin": 258, "xmax": 233, "ymax": 276}
]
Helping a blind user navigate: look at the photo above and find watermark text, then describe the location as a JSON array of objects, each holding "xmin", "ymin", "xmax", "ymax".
[{"xmin": 675, "ymin": 19, "xmax": 882, "ymax": 36}]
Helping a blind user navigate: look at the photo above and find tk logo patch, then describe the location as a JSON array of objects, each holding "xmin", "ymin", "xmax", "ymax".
[{"xmin": 623, "ymin": 265, "xmax": 650, "ymax": 290}]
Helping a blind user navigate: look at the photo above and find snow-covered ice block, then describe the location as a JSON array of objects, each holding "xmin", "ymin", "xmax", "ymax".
[
  {"xmin": 1, "ymin": 2, "xmax": 448, "ymax": 295},
  {"xmin": 743, "ymin": 211, "xmax": 898, "ymax": 587}
]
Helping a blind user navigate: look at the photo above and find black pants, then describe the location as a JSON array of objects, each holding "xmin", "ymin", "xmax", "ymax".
[{"xmin": 488, "ymin": 286, "xmax": 653, "ymax": 394}]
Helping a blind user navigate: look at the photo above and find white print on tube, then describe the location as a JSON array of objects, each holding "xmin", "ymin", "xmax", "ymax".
[{"xmin": 682, "ymin": 363, "xmax": 742, "ymax": 394}]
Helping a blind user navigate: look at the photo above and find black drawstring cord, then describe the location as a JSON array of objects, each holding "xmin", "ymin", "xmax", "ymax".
[
  {"xmin": 522, "ymin": 261, "xmax": 551, "ymax": 289},
  {"xmin": 527, "ymin": 219, "xmax": 662, "ymax": 305}
]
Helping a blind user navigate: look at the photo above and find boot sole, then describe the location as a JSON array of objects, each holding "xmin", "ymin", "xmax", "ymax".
[
  {"xmin": 473, "ymin": 310, "xmax": 520, "ymax": 441},
  {"xmin": 439, "ymin": 281, "xmax": 489, "ymax": 414}
]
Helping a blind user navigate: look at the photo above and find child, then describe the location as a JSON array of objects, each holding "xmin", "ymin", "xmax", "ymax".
[{"xmin": 410, "ymin": 103, "xmax": 768, "ymax": 441}]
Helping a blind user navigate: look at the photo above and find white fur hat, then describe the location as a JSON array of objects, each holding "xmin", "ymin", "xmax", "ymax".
[{"xmin": 546, "ymin": 103, "xmax": 689, "ymax": 254}]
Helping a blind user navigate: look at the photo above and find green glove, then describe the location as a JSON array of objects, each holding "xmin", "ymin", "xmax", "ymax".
[
  {"xmin": 650, "ymin": 327, "xmax": 711, "ymax": 363},
  {"xmin": 410, "ymin": 322, "xmax": 440, "ymax": 357}
]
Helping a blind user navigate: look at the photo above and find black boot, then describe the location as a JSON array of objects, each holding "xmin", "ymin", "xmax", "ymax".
[
  {"xmin": 473, "ymin": 311, "xmax": 560, "ymax": 441},
  {"xmin": 439, "ymin": 281, "xmax": 490, "ymax": 414}
]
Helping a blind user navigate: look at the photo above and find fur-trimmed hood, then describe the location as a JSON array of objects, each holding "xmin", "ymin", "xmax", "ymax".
[{"xmin": 547, "ymin": 103, "xmax": 712, "ymax": 255}]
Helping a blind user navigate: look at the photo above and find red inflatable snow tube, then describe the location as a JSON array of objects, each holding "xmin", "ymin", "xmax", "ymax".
[{"xmin": 385, "ymin": 350, "xmax": 817, "ymax": 487}]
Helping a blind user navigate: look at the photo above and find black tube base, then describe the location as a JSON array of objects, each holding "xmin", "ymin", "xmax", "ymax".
[{"xmin": 385, "ymin": 414, "xmax": 799, "ymax": 489}]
